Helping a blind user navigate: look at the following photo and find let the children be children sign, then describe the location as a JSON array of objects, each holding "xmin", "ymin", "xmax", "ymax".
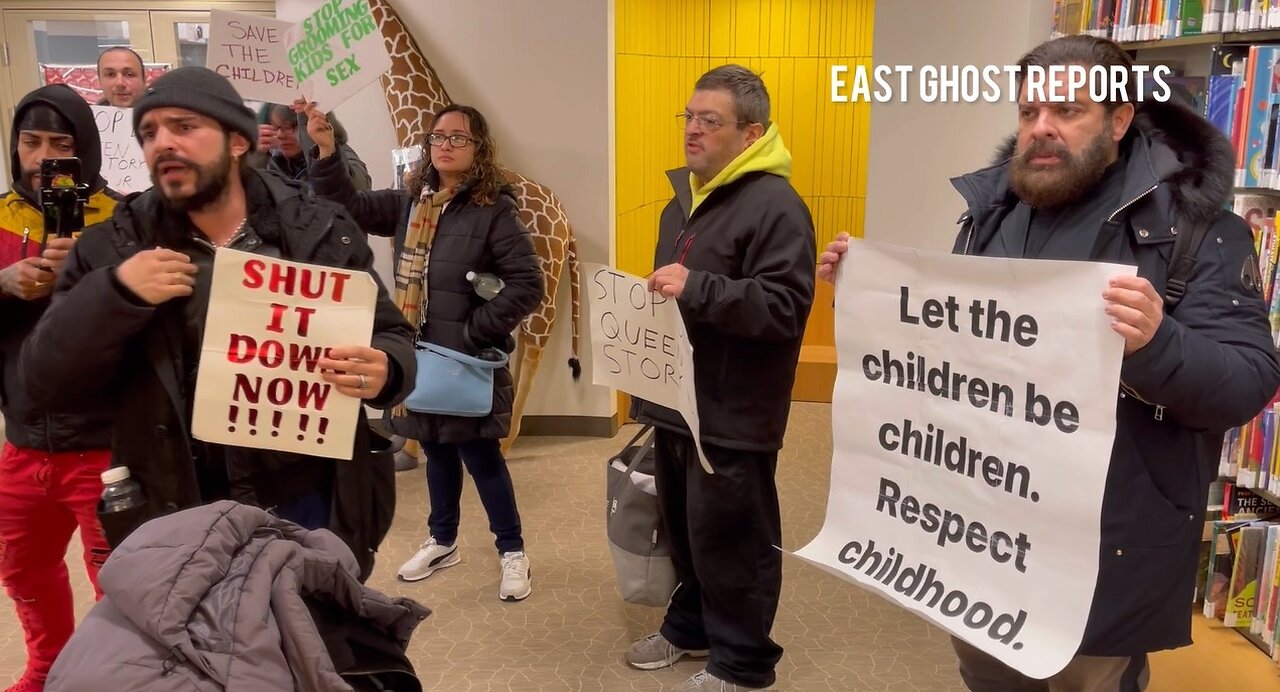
[{"xmin": 192, "ymin": 248, "xmax": 376, "ymax": 459}]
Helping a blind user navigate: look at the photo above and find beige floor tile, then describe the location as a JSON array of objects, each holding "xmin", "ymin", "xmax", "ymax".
[{"xmin": 0, "ymin": 402, "xmax": 1266, "ymax": 690}]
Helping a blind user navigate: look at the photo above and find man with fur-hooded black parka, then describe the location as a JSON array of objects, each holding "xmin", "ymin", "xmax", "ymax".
[{"xmin": 819, "ymin": 35, "xmax": 1280, "ymax": 691}]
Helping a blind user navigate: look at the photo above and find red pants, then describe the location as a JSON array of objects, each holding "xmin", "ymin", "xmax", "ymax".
[{"xmin": 0, "ymin": 443, "xmax": 110, "ymax": 684}]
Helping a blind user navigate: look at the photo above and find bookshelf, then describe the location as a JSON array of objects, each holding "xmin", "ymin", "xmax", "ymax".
[
  {"xmin": 1053, "ymin": 0, "xmax": 1280, "ymax": 676},
  {"xmin": 1119, "ymin": 27, "xmax": 1280, "ymax": 49}
]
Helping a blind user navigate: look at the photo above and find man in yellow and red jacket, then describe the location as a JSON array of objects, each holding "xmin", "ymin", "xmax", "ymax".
[{"xmin": 0, "ymin": 83, "xmax": 118, "ymax": 692}]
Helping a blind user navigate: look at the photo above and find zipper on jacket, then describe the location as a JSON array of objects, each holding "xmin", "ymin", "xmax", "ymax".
[
  {"xmin": 959, "ymin": 213, "xmax": 974, "ymax": 255},
  {"xmin": 670, "ymin": 222, "xmax": 694, "ymax": 265},
  {"xmin": 1119, "ymin": 380, "xmax": 1165, "ymax": 421},
  {"xmin": 1106, "ymin": 183, "xmax": 1158, "ymax": 223}
]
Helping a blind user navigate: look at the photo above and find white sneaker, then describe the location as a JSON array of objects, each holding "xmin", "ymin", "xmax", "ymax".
[
  {"xmin": 498, "ymin": 551, "xmax": 531, "ymax": 602},
  {"xmin": 397, "ymin": 538, "xmax": 460, "ymax": 582}
]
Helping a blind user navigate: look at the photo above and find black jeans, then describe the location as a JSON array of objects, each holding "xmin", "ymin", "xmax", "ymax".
[
  {"xmin": 653, "ymin": 429, "xmax": 783, "ymax": 689},
  {"xmin": 422, "ymin": 438, "xmax": 524, "ymax": 554}
]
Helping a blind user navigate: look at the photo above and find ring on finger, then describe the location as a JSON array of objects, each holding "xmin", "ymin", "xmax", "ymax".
[{"xmin": 357, "ymin": 373, "xmax": 368, "ymax": 390}]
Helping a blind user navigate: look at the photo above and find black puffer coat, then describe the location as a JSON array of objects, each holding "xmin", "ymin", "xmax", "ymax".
[{"xmin": 310, "ymin": 150, "xmax": 542, "ymax": 443}]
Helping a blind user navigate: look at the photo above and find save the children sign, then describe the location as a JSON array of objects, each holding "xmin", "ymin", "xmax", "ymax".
[
  {"xmin": 192, "ymin": 248, "xmax": 377, "ymax": 460},
  {"xmin": 793, "ymin": 239, "xmax": 1133, "ymax": 679},
  {"xmin": 208, "ymin": 9, "xmax": 298, "ymax": 104}
]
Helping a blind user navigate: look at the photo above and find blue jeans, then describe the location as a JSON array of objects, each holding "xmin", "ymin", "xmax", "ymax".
[
  {"xmin": 422, "ymin": 439, "xmax": 524, "ymax": 554},
  {"xmin": 274, "ymin": 486, "xmax": 332, "ymax": 530}
]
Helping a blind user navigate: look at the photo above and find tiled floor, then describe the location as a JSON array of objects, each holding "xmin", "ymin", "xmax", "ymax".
[{"xmin": 0, "ymin": 402, "xmax": 1273, "ymax": 690}]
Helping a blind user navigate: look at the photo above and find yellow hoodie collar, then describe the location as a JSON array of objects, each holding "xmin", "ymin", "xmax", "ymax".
[{"xmin": 688, "ymin": 122, "xmax": 791, "ymax": 216}]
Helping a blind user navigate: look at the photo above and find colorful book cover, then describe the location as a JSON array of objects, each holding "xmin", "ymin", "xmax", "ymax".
[
  {"xmin": 1207, "ymin": 45, "xmax": 1248, "ymax": 133},
  {"xmin": 1229, "ymin": 484, "xmax": 1280, "ymax": 518},
  {"xmin": 1183, "ymin": 0, "xmax": 1206, "ymax": 33},
  {"xmin": 1254, "ymin": 524, "xmax": 1277, "ymax": 634},
  {"xmin": 1207, "ymin": 522, "xmax": 1245, "ymax": 619},
  {"xmin": 1224, "ymin": 525, "xmax": 1266, "ymax": 628},
  {"xmin": 1241, "ymin": 46, "xmax": 1280, "ymax": 188},
  {"xmin": 1264, "ymin": 525, "xmax": 1280, "ymax": 647}
]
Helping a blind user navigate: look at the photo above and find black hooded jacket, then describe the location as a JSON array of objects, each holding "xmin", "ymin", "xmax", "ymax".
[
  {"xmin": 0, "ymin": 84, "xmax": 118, "ymax": 452},
  {"xmin": 18, "ymin": 169, "xmax": 415, "ymax": 578},
  {"xmin": 950, "ymin": 97, "xmax": 1280, "ymax": 655}
]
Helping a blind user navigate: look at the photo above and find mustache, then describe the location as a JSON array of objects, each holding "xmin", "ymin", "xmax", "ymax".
[
  {"xmin": 151, "ymin": 153, "xmax": 200, "ymax": 172},
  {"xmin": 1019, "ymin": 141, "xmax": 1070, "ymax": 163}
]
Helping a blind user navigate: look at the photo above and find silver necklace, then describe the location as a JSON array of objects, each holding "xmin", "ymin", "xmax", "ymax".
[{"xmin": 214, "ymin": 217, "xmax": 248, "ymax": 249}]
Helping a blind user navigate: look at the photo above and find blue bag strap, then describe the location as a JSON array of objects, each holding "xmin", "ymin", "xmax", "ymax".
[{"xmin": 417, "ymin": 341, "xmax": 508, "ymax": 369}]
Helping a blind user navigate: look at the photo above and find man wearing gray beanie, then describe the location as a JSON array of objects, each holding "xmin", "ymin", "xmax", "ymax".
[{"xmin": 20, "ymin": 66, "xmax": 416, "ymax": 582}]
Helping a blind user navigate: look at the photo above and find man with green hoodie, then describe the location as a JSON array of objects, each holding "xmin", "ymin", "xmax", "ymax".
[{"xmin": 626, "ymin": 65, "xmax": 817, "ymax": 692}]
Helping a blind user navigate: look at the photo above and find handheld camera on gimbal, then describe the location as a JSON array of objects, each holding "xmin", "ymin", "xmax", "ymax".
[{"xmin": 39, "ymin": 157, "xmax": 88, "ymax": 240}]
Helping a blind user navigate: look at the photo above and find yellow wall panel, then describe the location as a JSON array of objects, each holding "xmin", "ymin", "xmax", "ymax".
[{"xmin": 615, "ymin": 0, "xmax": 873, "ymax": 348}]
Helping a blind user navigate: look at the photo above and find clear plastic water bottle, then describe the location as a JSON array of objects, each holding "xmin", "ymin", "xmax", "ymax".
[
  {"xmin": 466, "ymin": 271, "xmax": 505, "ymax": 301},
  {"xmin": 100, "ymin": 466, "xmax": 144, "ymax": 514}
]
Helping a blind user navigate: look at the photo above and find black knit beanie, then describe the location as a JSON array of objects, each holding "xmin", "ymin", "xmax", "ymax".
[{"xmin": 132, "ymin": 66, "xmax": 258, "ymax": 151}]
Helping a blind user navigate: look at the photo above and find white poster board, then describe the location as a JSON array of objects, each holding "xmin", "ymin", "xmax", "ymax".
[
  {"xmin": 586, "ymin": 264, "xmax": 711, "ymax": 473},
  {"xmin": 285, "ymin": 0, "xmax": 392, "ymax": 112},
  {"xmin": 793, "ymin": 239, "xmax": 1133, "ymax": 679},
  {"xmin": 92, "ymin": 106, "xmax": 148, "ymax": 194},
  {"xmin": 192, "ymin": 248, "xmax": 377, "ymax": 460},
  {"xmin": 208, "ymin": 9, "xmax": 300, "ymax": 104}
]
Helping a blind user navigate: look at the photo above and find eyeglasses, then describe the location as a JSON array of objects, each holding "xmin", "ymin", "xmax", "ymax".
[
  {"xmin": 676, "ymin": 112, "xmax": 750, "ymax": 132},
  {"xmin": 428, "ymin": 133, "xmax": 476, "ymax": 148},
  {"xmin": 273, "ymin": 123, "xmax": 297, "ymax": 135}
]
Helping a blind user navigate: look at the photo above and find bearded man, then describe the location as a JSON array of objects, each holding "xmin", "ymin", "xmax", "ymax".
[
  {"xmin": 818, "ymin": 35, "xmax": 1280, "ymax": 692},
  {"xmin": 19, "ymin": 67, "xmax": 415, "ymax": 582}
]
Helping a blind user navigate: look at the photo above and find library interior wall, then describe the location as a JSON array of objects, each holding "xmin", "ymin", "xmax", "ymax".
[
  {"xmin": 864, "ymin": 0, "xmax": 1055, "ymax": 251},
  {"xmin": 276, "ymin": 0, "xmax": 616, "ymax": 424},
  {"xmin": 614, "ymin": 0, "xmax": 875, "ymax": 384}
]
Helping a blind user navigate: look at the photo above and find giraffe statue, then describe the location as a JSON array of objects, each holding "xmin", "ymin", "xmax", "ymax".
[{"xmin": 370, "ymin": 0, "xmax": 583, "ymax": 458}]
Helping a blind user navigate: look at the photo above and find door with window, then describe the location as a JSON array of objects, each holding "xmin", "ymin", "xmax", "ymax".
[{"xmin": 0, "ymin": 2, "xmax": 274, "ymax": 186}]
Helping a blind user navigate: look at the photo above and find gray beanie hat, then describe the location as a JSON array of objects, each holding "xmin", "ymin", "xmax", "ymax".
[{"xmin": 132, "ymin": 66, "xmax": 258, "ymax": 151}]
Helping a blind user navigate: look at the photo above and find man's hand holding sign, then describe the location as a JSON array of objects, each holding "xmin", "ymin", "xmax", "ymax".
[
  {"xmin": 1102, "ymin": 274, "xmax": 1164, "ymax": 356},
  {"xmin": 192, "ymin": 248, "xmax": 379, "ymax": 459},
  {"xmin": 587, "ymin": 263, "xmax": 711, "ymax": 473},
  {"xmin": 648, "ymin": 263, "xmax": 690, "ymax": 298},
  {"xmin": 795, "ymin": 237, "xmax": 1136, "ymax": 679}
]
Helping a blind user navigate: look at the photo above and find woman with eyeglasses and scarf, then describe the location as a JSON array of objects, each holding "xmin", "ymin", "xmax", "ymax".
[{"xmin": 306, "ymin": 102, "xmax": 543, "ymax": 602}]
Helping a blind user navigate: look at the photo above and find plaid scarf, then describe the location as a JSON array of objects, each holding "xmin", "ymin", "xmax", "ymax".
[{"xmin": 392, "ymin": 185, "xmax": 456, "ymax": 418}]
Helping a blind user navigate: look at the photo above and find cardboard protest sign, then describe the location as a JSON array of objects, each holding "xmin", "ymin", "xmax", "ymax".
[
  {"xmin": 192, "ymin": 248, "xmax": 377, "ymax": 460},
  {"xmin": 585, "ymin": 264, "xmax": 711, "ymax": 473},
  {"xmin": 208, "ymin": 9, "xmax": 299, "ymax": 104},
  {"xmin": 91, "ymin": 106, "xmax": 148, "ymax": 194},
  {"xmin": 792, "ymin": 239, "xmax": 1134, "ymax": 679},
  {"xmin": 285, "ymin": 0, "xmax": 391, "ymax": 112}
]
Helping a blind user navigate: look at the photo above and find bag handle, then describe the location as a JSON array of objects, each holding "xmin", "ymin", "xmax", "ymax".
[
  {"xmin": 613, "ymin": 424, "xmax": 656, "ymax": 478},
  {"xmin": 623, "ymin": 430, "xmax": 657, "ymax": 478},
  {"xmin": 417, "ymin": 341, "xmax": 509, "ymax": 369}
]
